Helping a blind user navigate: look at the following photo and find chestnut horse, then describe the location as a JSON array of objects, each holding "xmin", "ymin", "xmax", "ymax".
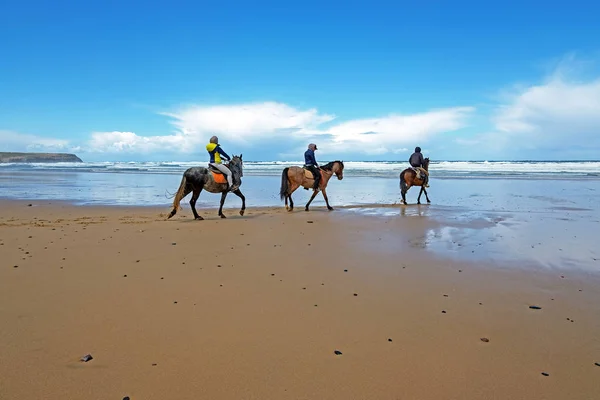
[
  {"xmin": 399, "ymin": 157, "xmax": 431, "ymax": 205},
  {"xmin": 279, "ymin": 161, "xmax": 344, "ymax": 211}
]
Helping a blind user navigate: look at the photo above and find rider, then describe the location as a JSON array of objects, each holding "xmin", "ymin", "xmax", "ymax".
[
  {"xmin": 206, "ymin": 136, "xmax": 237, "ymax": 191},
  {"xmin": 409, "ymin": 146, "xmax": 430, "ymax": 187},
  {"xmin": 304, "ymin": 143, "xmax": 321, "ymax": 190}
]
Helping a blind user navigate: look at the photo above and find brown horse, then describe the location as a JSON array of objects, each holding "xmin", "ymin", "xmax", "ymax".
[
  {"xmin": 279, "ymin": 161, "xmax": 344, "ymax": 211},
  {"xmin": 399, "ymin": 157, "xmax": 431, "ymax": 205}
]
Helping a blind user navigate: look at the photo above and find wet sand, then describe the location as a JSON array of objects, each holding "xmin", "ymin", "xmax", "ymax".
[{"xmin": 1, "ymin": 200, "xmax": 599, "ymax": 400}]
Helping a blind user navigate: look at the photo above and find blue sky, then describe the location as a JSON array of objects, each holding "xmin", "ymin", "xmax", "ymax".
[{"xmin": 1, "ymin": 0, "xmax": 600, "ymax": 161}]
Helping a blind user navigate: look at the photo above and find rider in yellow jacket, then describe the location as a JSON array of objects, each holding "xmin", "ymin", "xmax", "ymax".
[{"xmin": 206, "ymin": 136, "xmax": 237, "ymax": 191}]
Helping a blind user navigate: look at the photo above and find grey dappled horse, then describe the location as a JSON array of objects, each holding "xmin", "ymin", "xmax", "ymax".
[{"xmin": 167, "ymin": 155, "xmax": 246, "ymax": 220}]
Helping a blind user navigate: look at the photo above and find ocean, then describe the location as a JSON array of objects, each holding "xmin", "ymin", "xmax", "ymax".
[{"xmin": 1, "ymin": 160, "xmax": 599, "ymax": 207}]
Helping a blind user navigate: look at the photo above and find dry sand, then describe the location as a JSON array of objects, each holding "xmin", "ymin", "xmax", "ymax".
[{"xmin": 1, "ymin": 200, "xmax": 599, "ymax": 400}]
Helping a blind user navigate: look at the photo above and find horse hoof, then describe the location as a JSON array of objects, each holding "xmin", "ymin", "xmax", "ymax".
[
  {"xmin": 195, "ymin": 217, "xmax": 204, "ymax": 221},
  {"xmin": 427, "ymin": 200, "xmax": 431, "ymax": 204},
  {"xmin": 220, "ymin": 214, "xmax": 227, "ymax": 219},
  {"xmin": 304, "ymin": 208, "xmax": 309, "ymax": 212},
  {"xmin": 328, "ymin": 207, "xmax": 334, "ymax": 211},
  {"xmin": 239, "ymin": 210, "xmax": 245, "ymax": 216},
  {"xmin": 417, "ymin": 202, "xmax": 421, "ymax": 205}
]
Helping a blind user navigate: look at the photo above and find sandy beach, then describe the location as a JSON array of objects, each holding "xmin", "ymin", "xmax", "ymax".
[{"xmin": 1, "ymin": 199, "xmax": 599, "ymax": 400}]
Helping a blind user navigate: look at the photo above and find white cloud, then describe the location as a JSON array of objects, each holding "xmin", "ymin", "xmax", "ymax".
[
  {"xmin": 0, "ymin": 130, "xmax": 72, "ymax": 152},
  {"xmin": 85, "ymin": 102, "xmax": 474, "ymax": 156},
  {"xmin": 319, "ymin": 107, "xmax": 474, "ymax": 154},
  {"xmin": 161, "ymin": 102, "xmax": 336, "ymax": 145},
  {"xmin": 87, "ymin": 131, "xmax": 196, "ymax": 154},
  {"xmin": 483, "ymin": 60, "xmax": 600, "ymax": 155}
]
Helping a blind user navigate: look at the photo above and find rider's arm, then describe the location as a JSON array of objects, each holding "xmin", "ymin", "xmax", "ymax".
[{"xmin": 216, "ymin": 146, "xmax": 231, "ymax": 161}]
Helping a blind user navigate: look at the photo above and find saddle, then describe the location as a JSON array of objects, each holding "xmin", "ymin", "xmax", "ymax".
[
  {"xmin": 412, "ymin": 167, "xmax": 429, "ymax": 179},
  {"xmin": 303, "ymin": 167, "xmax": 324, "ymax": 180},
  {"xmin": 208, "ymin": 164, "xmax": 223, "ymax": 173},
  {"xmin": 208, "ymin": 164, "xmax": 228, "ymax": 184}
]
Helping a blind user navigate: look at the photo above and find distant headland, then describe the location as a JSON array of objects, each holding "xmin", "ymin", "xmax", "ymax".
[{"xmin": 0, "ymin": 152, "xmax": 83, "ymax": 163}]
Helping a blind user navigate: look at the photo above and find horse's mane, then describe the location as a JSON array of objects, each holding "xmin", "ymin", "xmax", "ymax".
[{"xmin": 320, "ymin": 160, "xmax": 344, "ymax": 171}]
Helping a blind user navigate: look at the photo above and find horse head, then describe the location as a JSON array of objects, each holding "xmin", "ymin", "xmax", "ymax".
[
  {"xmin": 333, "ymin": 161, "xmax": 344, "ymax": 180},
  {"xmin": 228, "ymin": 154, "xmax": 244, "ymax": 178},
  {"xmin": 423, "ymin": 157, "xmax": 430, "ymax": 171}
]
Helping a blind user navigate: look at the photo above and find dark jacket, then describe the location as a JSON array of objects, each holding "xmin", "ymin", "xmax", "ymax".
[
  {"xmin": 304, "ymin": 149, "xmax": 318, "ymax": 166},
  {"xmin": 409, "ymin": 151, "xmax": 424, "ymax": 168}
]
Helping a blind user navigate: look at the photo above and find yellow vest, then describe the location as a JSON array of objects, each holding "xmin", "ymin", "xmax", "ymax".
[{"xmin": 206, "ymin": 143, "xmax": 222, "ymax": 164}]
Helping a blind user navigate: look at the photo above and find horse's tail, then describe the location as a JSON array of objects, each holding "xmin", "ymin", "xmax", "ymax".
[
  {"xmin": 399, "ymin": 170, "xmax": 407, "ymax": 194},
  {"xmin": 168, "ymin": 174, "xmax": 189, "ymax": 219},
  {"xmin": 280, "ymin": 167, "xmax": 290, "ymax": 201}
]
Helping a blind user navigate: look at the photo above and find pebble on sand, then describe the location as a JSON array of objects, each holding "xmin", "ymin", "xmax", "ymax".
[
  {"xmin": 172, "ymin": 242, "xmax": 177, "ymax": 245},
  {"xmin": 441, "ymin": 310, "xmax": 447, "ymax": 314},
  {"xmin": 595, "ymin": 362, "xmax": 600, "ymax": 367},
  {"xmin": 80, "ymin": 354, "xmax": 93, "ymax": 362},
  {"xmin": 334, "ymin": 350, "xmax": 343, "ymax": 355},
  {"xmin": 123, "ymin": 397, "xmax": 130, "ymax": 400},
  {"xmin": 307, "ymin": 221, "xmax": 314, "ymax": 224},
  {"xmin": 388, "ymin": 338, "xmax": 393, "ymax": 342},
  {"xmin": 480, "ymin": 338, "xmax": 490, "ymax": 343},
  {"xmin": 529, "ymin": 306, "xmax": 542, "ymax": 310},
  {"xmin": 541, "ymin": 372, "xmax": 549, "ymax": 377},
  {"xmin": 13, "ymin": 265, "xmax": 18, "ymax": 268}
]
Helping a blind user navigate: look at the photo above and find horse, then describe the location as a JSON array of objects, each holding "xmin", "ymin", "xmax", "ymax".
[
  {"xmin": 279, "ymin": 161, "xmax": 344, "ymax": 212},
  {"xmin": 399, "ymin": 157, "xmax": 431, "ymax": 205},
  {"xmin": 167, "ymin": 155, "xmax": 246, "ymax": 220}
]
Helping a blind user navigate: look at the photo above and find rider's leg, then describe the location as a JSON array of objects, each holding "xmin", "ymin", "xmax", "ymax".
[
  {"xmin": 417, "ymin": 167, "xmax": 429, "ymax": 187},
  {"xmin": 210, "ymin": 163, "xmax": 233, "ymax": 188},
  {"xmin": 312, "ymin": 166, "xmax": 320, "ymax": 189}
]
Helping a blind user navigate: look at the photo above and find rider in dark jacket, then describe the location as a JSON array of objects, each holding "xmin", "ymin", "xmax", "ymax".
[
  {"xmin": 304, "ymin": 143, "xmax": 320, "ymax": 190},
  {"xmin": 409, "ymin": 146, "xmax": 429, "ymax": 187}
]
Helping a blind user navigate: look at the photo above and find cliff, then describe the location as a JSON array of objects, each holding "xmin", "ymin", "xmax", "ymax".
[{"xmin": 0, "ymin": 152, "xmax": 83, "ymax": 163}]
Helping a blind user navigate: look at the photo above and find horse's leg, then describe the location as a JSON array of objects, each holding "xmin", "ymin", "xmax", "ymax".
[
  {"xmin": 322, "ymin": 187, "xmax": 334, "ymax": 211},
  {"xmin": 423, "ymin": 188, "xmax": 431, "ymax": 203},
  {"xmin": 233, "ymin": 189, "xmax": 246, "ymax": 216},
  {"xmin": 218, "ymin": 192, "xmax": 228, "ymax": 218},
  {"xmin": 417, "ymin": 186, "xmax": 424, "ymax": 204},
  {"xmin": 402, "ymin": 183, "xmax": 411, "ymax": 205},
  {"xmin": 190, "ymin": 186, "xmax": 203, "ymax": 220},
  {"xmin": 305, "ymin": 190, "xmax": 319, "ymax": 211},
  {"xmin": 288, "ymin": 183, "xmax": 300, "ymax": 212}
]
